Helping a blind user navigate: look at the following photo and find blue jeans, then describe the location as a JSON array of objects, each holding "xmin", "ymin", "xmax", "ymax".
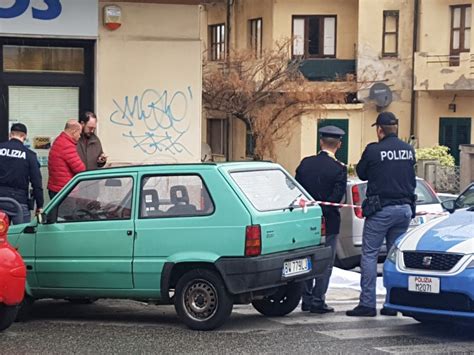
[
  {"xmin": 302, "ymin": 233, "xmax": 338, "ymax": 308},
  {"xmin": 0, "ymin": 201, "xmax": 30, "ymax": 225},
  {"xmin": 359, "ymin": 204, "xmax": 411, "ymax": 308}
]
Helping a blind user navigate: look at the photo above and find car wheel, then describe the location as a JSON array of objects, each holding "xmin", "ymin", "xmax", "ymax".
[
  {"xmin": 67, "ymin": 298, "xmax": 98, "ymax": 305},
  {"xmin": 15, "ymin": 295, "xmax": 35, "ymax": 322},
  {"xmin": 0, "ymin": 305, "xmax": 19, "ymax": 331},
  {"xmin": 252, "ymin": 282, "xmax": 303, "ymax": 317},
  {"xmin": 174, "ymin": 269, "xmax": 233, "ymax": 330}
]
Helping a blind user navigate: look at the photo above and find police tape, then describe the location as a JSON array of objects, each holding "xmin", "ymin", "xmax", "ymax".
[{"xmin": 295, "ymin": 197, "xmax": 449, "ymax": 216}]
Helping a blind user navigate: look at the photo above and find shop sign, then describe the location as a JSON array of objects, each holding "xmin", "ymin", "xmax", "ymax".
[{"xmin": 0, "ymin": 0, "xmax": 98, "ymax": 37}]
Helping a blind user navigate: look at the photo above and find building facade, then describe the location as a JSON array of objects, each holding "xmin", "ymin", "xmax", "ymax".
[
  {"xmin": 0, "ymin": 0, "xmax": 203, "ymax": 195},
  {"xmin": 202, "ymin": 0, "xmax": 473, "ymax": 174}
]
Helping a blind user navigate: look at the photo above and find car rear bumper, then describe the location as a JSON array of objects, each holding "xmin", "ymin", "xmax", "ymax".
[
  {"xmin": 215, "ymin": 245, "xmax": 332, "ymax": 294},
  {"xmin": 383, "ymin": 260, "xmax": 474, "ymax": 319}
]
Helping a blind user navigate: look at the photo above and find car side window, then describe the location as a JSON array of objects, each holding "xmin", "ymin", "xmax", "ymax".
[
  {"xmin": 57, "ymin": 177, "xmax": 133, "ymax": 222},
  {"xmin": 456, "ymin": 186, "xmax": 474, "ymax": 209},
  {"xmin": 140, "ymin": 175, "xmax": 214, "ymax": 218}
]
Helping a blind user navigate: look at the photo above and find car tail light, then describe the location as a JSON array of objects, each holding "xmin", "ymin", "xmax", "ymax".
[
  {"xmin": 321, "ymin": 217, "xmax": 326, "ymax": 237},
  {"xmin": 0, "ymin": 212, "xmax": 9, "ymax": 244},
  {"xmin": 245, "ymin": 225, "xmax": 261, "ymax": 256},
  {"xmin": 351, "ymin": 185, "xmax": 364, "ymax": 219}
]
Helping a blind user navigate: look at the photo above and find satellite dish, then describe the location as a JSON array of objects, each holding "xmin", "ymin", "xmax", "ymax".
[{"xmin": 369, "ymin": 83, "xmax": 392, "ymax": 108}]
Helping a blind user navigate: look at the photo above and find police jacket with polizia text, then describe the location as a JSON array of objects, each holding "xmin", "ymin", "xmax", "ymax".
[
  {"xmin": 356, "ymin": 133, "xmax": 416, "ymax": 206},
  {"xmin": 295, "ymin": 151, "xmax": 347, "ymax": 235},
  {"xmin": 0, "ymin": 138, "xmax": 44, "ymax": 208}
]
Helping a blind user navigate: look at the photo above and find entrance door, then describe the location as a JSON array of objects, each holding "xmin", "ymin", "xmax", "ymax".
[
  {"xmin": 439, "ymin": 117, "xmax": 471, "ymax": 165},
  {"xmin": 0, "ymin": 38, "xmax": 94, "ymax": 199},
  {"xmin": 35, "ymin": 175, "xmax": 136, "ymax": 289},
  {"xmin": 317, "ymin": 119, "xmax": 349, "ymax": 164},
  {"xmin": 9, "ymin": 86, "xmax": 79, "ymax": 198}
]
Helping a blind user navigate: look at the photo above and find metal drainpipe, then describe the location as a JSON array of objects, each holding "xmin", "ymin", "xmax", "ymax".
[
  {"xmin": 410, "ymin": 0, "xmax": 420, "ymax": 138},
  {"xmin": 225, "ymin": 0, "xmax": 232, "ymax": 160}
]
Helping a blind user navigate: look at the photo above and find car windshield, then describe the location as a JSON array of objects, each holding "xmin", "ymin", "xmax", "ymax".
[
  {"xmin": 230, "ymin": 169, "xmax": 309, "ymax": 212},
  {"xmin": 456, "ymin": 185, "xmax": 474, "ymax": 209},
  {"xmin": 356, "ymin": 180, "xmax": 439, "ymax": 205}
]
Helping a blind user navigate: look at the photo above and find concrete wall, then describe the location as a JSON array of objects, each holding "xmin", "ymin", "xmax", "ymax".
[
  {"xmin": 418, "ymin": 0, "xmax": 473, "ymax": 54},
  {"xmin": 416, "ymin": 92, "xmax": 474, "ymax": 148},
  {"xmin": 357, "ymin": 0, "xmax": 415, "ymax": 141},
  {"xmin": 415, "ymin": 0, "xmax": 474, "ymax": 91},
  {"xmin": 274, "ymin": 105, "xmax": 366, "ymax": 175},
  {"xmin": 97, "ymin": 2, "xmax": 202, "ymax": 165},
  {"xmin": 272, "ymin": 0, "xmax": 358, "ymax": 59},
  {"xmin": 233, "ymin": 0, "xmax": 274, "ymax": 51}
]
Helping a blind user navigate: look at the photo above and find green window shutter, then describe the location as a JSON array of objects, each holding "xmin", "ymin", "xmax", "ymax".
[
  {"xmin": 439, "ymin": 117, "xmax": 471, "ymax": 165},
  {"xmin": 316, "ymin": 119, "xmax": 349, "ymax": 164}
]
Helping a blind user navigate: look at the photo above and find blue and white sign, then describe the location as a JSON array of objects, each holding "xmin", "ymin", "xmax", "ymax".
[{"xmin": 0, "ymin": 0, "xmax": 98, "ymax": 37}]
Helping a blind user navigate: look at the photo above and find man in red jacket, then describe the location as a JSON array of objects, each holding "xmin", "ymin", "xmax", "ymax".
[{"xmin": 47, "ymin": 119, "xmax": 86, "ymax": 199}]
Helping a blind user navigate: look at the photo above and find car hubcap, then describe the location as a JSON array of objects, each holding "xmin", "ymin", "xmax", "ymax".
[{"xmin": 183, "ymin": 279, "xmax": 218, "ymax": 321}]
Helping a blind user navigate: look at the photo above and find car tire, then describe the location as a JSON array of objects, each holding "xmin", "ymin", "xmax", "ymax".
[
  {"xmin": 174, "ymin": 269, "xmax": 233, "ymax": 331},
  {"xmin": 252, "ymin": 282, "xmax": 303, "ymax": 317},
  {"xmin": 67, "ymin": 298, "xmax": 98, "ymax": 305},
  {"xmin": 0, "ymin": 305, "xmax": 19, "ymax": 331},
  {"xmin": 15, "ymin": 295, "xmax": 34, "ymax": 322}
]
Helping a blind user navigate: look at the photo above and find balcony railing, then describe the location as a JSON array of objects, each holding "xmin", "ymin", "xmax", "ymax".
[
  {"xmin": 299, "ymin": 59, "xmax": 356, "ymax": 81},
  {"xmin": 414, "ymin": 52, "xmax": 474, "ymax": 91}
]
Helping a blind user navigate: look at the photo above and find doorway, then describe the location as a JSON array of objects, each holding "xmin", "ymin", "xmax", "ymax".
[
  {"xmin": 0, "ymin": 37, "xmax": 95, "ymax": 198},
  {"xmin": 317, "ymin": 119, "xmax": 349, "ymax": 164},
  {"xmin": 439, "ymin": 117, "xmax": 471, "ymax": 165}
]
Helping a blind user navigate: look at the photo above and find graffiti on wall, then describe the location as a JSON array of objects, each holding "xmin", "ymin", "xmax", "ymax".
[{"xmin": 109, "ymin": 87, "xmax": 193, "ymax": 157}]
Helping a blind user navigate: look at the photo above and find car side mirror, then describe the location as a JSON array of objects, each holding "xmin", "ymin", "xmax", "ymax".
[
  {"xmin": 38, "ymin": 211, "xmax": 56, "ymax": 224},
  {"xmin": 441, "ymin": 199, "xmax": 456, "ymax": 214}
]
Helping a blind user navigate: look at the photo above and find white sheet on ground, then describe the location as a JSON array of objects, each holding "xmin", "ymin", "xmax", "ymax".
[{"xmin": 328, "ymin": 267, "xmax": 386, "ymax": 296}]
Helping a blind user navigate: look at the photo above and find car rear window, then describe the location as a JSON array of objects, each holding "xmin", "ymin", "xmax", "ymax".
[
  {"xmin": 230, "ymin": 169, "xmax": 308, "ymax": 212},
  {"xmin": 356, "ymin": 180, "xmax": 439, "ymax": 205}
]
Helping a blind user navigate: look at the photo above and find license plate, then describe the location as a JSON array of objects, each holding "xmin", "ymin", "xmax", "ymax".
[
  {"xmin": 410, "ymin": 216, "xmax": 425, "ymax": 226},
  {"xmin": 408, "ymin": 276, "xmax": 440, "ymax": 294},
  {"xmin": 282, "ymin": 257, "xmax": 311, "ymax": 277}
]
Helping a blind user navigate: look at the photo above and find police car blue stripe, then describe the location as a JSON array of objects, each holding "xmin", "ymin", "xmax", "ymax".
[{"xmin": 415, "ymin": 211, "xmax": 473, "ymax": 252}]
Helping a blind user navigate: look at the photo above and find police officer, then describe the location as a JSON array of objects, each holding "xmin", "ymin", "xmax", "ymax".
[
  {"xmin": 296, "ymin": 125, "xmax": 347, "ymax": 313},
  {"xmin": 346, "ymin": 112, "xmax": 416, "ymax": 317},
  {"xmin": 0, "ymin": 123, "xmax": 44, "ymax": 224}
]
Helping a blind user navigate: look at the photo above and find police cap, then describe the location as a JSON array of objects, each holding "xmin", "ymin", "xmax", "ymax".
[
  {"xmin": 10, "ymin": 123, "xmax": 27, "ymax": 134},
  {"xmin": 372, "ymin": 111, "xmax": 398, "ymax": 126},
  {"xmin": 319, "ymin": 125, "xmax": 345, "ymax": 140}
]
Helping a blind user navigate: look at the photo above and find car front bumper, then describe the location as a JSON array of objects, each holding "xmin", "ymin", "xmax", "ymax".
[
  {"xmin": 383, "ymin": 260, "xmax": 474, "ymax": 319},
  {"xmin": 215, "ymin": 245, "xmax": 332, "ymax": 294}
]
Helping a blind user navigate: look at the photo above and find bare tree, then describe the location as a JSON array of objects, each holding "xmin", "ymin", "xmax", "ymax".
[{"xmin": 203, "ymin": 40, "xmax": 356, "ymax": 160}]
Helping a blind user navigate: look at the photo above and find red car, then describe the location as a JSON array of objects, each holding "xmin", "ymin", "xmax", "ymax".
[{"xmin": 0, "ymin": 211, "xmax": 26, "ymax": 331}]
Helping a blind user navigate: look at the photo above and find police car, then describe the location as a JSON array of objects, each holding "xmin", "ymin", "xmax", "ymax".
[{"xmin": 383, "ymin": 183, "xmax": 474, "ymax": 323}]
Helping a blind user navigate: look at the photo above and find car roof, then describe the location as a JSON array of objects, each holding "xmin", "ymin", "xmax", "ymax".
[{"xmin": 74, "ymin": 161, "xmax": 281, "ymax": 178}]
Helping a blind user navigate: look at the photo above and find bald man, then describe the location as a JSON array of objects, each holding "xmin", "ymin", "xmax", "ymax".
[{"xmin": 47, "ymin": 119, "xmax": 86, "ymax": 199}]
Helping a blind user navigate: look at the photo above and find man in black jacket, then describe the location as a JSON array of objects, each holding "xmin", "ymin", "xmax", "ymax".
[
  {"xmin": 346, "ymin": 112, "xmax": 416, "ymax": 317},
  {"xmin": 0, "ymin": 123, "xmax": 43, "ymax": 224},
  {"xmin": 296, "ymin": 125, "xmax": 347, "ymax": 313}
]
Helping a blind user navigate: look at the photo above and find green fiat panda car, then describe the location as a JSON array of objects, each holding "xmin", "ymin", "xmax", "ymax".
[{"xmin": 7, "ymin": 162, "xmax": 331, "ymax": 330}]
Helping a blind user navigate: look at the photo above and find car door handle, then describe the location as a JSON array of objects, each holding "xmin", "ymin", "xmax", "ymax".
[{"xmin": 127, "ymin": 230, "xmax": 133, "ymax": 236}]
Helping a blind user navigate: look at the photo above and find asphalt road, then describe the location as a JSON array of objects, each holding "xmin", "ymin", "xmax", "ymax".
[{"xmin": 1, "ymin": 294, "xmax": 473, "ymax": 354}]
